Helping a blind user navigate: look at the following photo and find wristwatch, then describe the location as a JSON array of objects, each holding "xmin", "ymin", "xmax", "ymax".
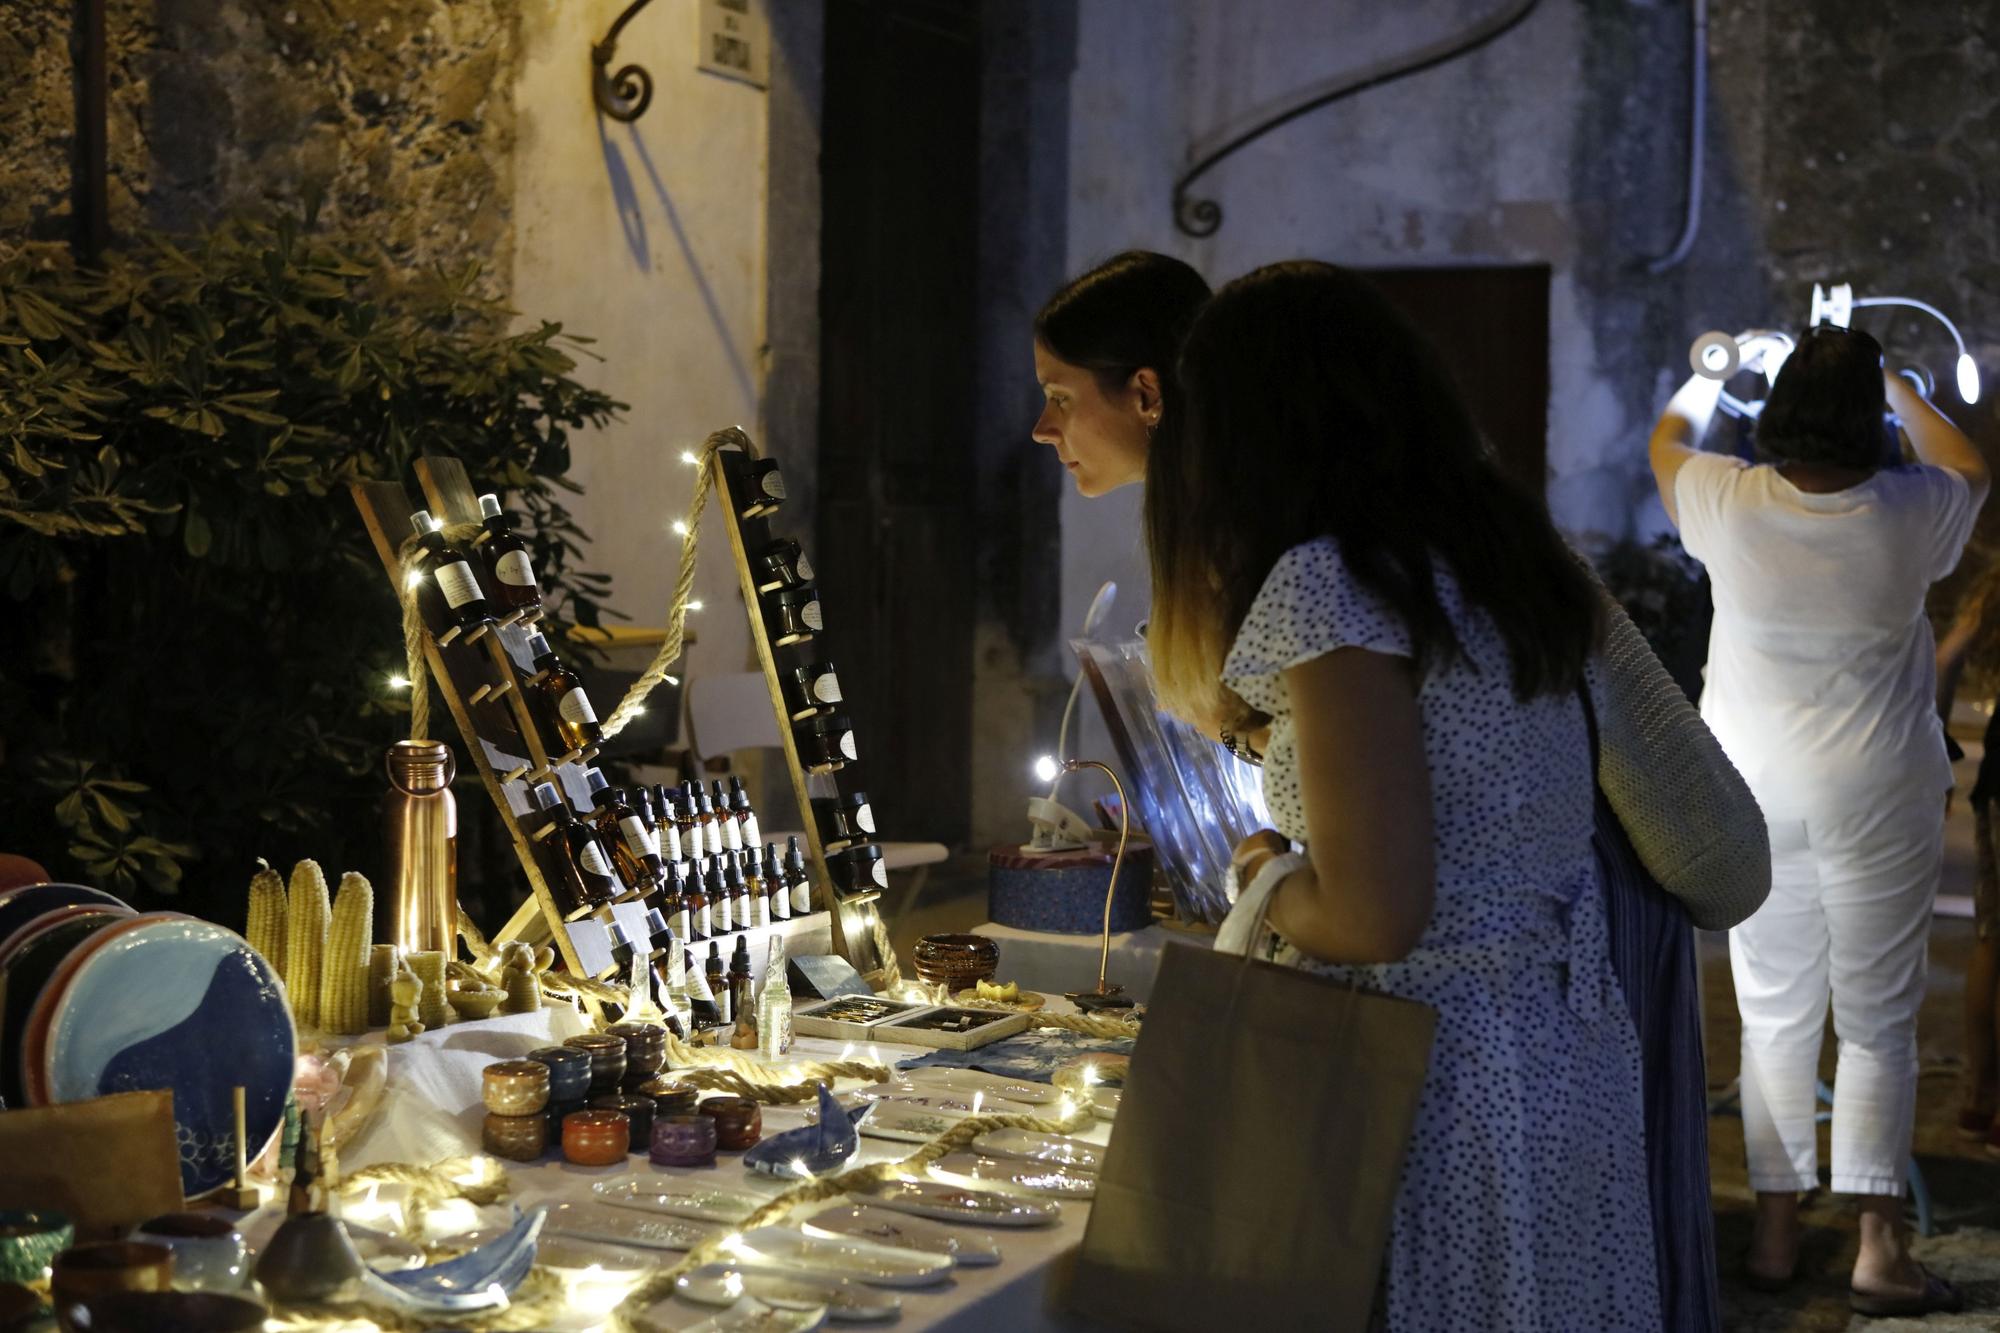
[{"xmin": 1219, "ymin": 726, "xmax": 1263, "ymax": 767}]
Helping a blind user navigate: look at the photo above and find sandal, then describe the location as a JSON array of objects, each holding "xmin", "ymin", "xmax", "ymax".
[{"xmin": 1850, "ymin": 1264, "xmax": 1964, "ymax": 1318}]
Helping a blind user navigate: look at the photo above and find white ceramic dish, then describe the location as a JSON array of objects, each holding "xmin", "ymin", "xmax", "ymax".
[
  {"xmin": 676, "ymin": 1262, "xmax": 901, "ymax": 1322},
  {"xmin": 726, "ymin": 1226, "xmax": 952, "ymax": 1288},
  {"xmin": 929, "ymin": 1151, "xmax": 1096, "ymax": 1198},
  {"xmin": 801, "ymin": 1203, "xmax": 1000, "ymax": 1267},
  {"xmin": 641, "ymin": 1294, "xmax": 827, "ymax": 1332},
  {"xmin": 973, "ymin": 1128, "xmax": 1103, "ymax": 1173},
  {"xmin": 854, "ymin": 1177, "xmax": 1061, "ymax": 1228},
  {"xmin": 895, "ymin": 1067, "xmax": 1064, "ymax": 1106},
  {"xmin": 534, "ymin": 1201, "xmax": 718, "ymax": 1252},
  {"xmin": 594, "ymin": 1178, "xmax": 768, "ymax": 1225},
  {"xmin": 454, "ymin": 1227, "xmax": 658, "ymax": 1273},
  {"xmin": 849, "ymin": 1083, "xmax": 1038, "ymax": 1117},
  {"xmin": 847, "ymin": 1101, "xmax": 965, "ymax": 1144}
]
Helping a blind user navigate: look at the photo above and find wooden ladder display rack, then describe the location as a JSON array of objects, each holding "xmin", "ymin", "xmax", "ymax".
[{"xmin": 706, "ymin": 427, "xmax": 893, "ymax": 983}]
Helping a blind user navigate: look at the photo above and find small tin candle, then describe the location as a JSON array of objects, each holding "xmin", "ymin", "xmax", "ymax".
[
  {"xmin": 605, "ymin": 1022, "xmax": 668, "ymax": 1079},
  {"xmin": 525, "ymin": 1045, "xmax": 592, "ymax": 1102},
  {"xmin": 697, "ymin": 1096, "xmax": 763, "ymax": 1151},
  {"xmin": 482, "ymin": 1060, "xmax": 552, "ymax": 1116},
  {"xmin": 753, "ymin": 538, "xmax": 814, "ymax": 592},
  {"xmin": 812, "ymin": 791, "xmax": 876, "ymax": 850},
  {"xmin": 795, "ymin": 714, "xmax": 856, "ymax": 773},
  {"xmin": 739, "ymin": 459, "xmax": 787, "ymax": 518},
  {"xmin": 482, "ymin": 1112, "xmax": 547, "ymax": 1162},
  {"xmin": 783, "ymin": 661, "xmax": 843, "ymax": 718},
  {"xmin": 769, "ymin": 585, "xmax": 824, "ymax": 647},
  {"xmin": 564, "ymin": 1033, "xmax": 628, "ymax": 1096},
  {"xmin": 631, "ymin": 1075, "xmax": 701, "ymax": 1118},
  {"xmin": 834, "ymin": 843, "xmax": 889, "ymax": 897},
  {"xmin": 591, "ymin": 1093, "xmax": 654, "ymax": 1148},
  {"xmin": 562, "ymin": 1109, "xmax": 630, "ymax": 1166},
  {"xmin": 649, "ymin": 1114, "xmax": 719, "ymax": 1168}
]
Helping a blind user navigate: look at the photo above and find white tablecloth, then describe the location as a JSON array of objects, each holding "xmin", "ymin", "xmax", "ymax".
[{"xmin": 972, "ymin": 921, "xmax": 1212, "ymax": 1004}]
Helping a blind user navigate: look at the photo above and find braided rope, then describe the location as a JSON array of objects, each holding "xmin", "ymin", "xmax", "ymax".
[
  {"xmin": 667, "ymin": 1063, "xmax": 893, "ymax": 1104},
  {"xmin": 609, "ymin": 1097, "xmax": 1096, "ymax": 1331},
  {"xmin": 395, "ymin": 520, "xmax": 482, "ymax": 742},
  {"xmin": 599, "ymin": 430, "xmax": 733, "ymax": 742},
  {"xmin": 1028, "ymin": 1011, "xmax": 1143, "ymax": 1038},
  {"xmin": 338, "ymin": 1155, "xmax": 513, "ymax": 1243},
  {"xmin": 266, "ymin": 1265, "xmax": 573, "ymax": 1332}
]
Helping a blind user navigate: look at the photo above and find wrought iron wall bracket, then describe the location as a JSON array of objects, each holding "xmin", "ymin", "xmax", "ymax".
[
  {"xmin": 1171, "ymin": 0, "xmax": 1541, "ymax": 238},
  {"xmin": 592, "ymin": 0, "xmax": 658, "ymax": 123}
]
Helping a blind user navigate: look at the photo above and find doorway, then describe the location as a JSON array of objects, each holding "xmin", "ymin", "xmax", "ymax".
[{"xmin": 817, "ymin": 0, "xmax": 980, "ymax": 847}]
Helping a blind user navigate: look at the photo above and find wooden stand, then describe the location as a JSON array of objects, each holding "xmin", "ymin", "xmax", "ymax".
[{"xmin": 708, "ymin": 428, "xmax": 893, "ymax": 981}]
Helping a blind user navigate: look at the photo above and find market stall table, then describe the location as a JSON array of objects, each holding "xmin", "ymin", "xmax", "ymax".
[
  {"xmin": 972, "ymin": 920, "xmax": 1212, "ymax": 1004},
  {"xmin": 320, "ymin": 1006, "xmax": 1115, "ymax": 1330}
]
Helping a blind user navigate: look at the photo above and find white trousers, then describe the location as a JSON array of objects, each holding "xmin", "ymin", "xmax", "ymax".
[{"xmin": 1730, "ymin": 791, "xmax": 1944, "ymax": 1196}]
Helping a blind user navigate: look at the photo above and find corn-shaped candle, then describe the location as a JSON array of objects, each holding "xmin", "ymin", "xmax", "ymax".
[
  {"xmin": 245, "ymin": 863, "xmax": 287, "ymax": 974},
  {"xmin": 284, "ymin": 859, "xmax": 331, "ymax": 1029},
  {"xmin": 319, "ymin": 872, "xmax": 374, "ymax": 1035}
]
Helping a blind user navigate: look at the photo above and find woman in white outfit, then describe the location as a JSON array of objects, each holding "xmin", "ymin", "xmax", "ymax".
[{"xmin": 1649, "ymin": 324, "xmax": 1988, "ymax": 1316}]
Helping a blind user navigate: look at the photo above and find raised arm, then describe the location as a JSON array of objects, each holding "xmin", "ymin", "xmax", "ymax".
[
  {"xmin": 1887, "ymin": 371, "xmax": 1990, "ymax": 508},
  {"xmin": 1257, "ymin": 648, "xmax": 1435, "ymax": 964},
  {"xmin": 1649, "ymin": 373, "xmax": 1725, "ymax": 528}
]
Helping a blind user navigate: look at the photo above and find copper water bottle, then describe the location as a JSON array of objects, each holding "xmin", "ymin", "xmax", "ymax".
[{"xmin": 383, "ymin": 740, "xmax": 458, "ymax": 954}]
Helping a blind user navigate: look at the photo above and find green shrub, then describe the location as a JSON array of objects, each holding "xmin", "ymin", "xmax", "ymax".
[{"xmin": 0, "ymin": 206, "xmax": 623, "ymax": 917}]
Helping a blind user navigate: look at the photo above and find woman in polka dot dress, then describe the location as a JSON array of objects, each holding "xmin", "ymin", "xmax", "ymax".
[{"xmin": 1149, "ymin": 261, "xmax": 1659, "ymax": 1330}]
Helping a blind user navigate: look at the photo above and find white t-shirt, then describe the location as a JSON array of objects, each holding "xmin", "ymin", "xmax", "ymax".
[{"xmin": 1675, "ymin": 453, "xmax": 1976, "ymax": 818}]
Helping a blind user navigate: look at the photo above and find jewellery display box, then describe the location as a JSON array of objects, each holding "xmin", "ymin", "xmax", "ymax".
[{"xmin": 791, "ymin": 997, "xmax": 1032, "ymax": 1051}]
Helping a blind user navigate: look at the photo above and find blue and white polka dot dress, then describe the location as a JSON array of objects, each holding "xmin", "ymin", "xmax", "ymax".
[{"xmin": 1222, "ymin": 537, "xmax": 1660, "ymax": 1332}]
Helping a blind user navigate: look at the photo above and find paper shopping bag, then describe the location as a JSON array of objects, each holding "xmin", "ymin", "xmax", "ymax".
[{"xmin": 1067, "ymin": 940, "xmax": 1435, "ymax": 1331}]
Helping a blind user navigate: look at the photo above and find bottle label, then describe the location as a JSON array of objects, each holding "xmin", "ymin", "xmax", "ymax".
[
  {"xmin": 770, "ymin": 888, "xmax": 790, "ymax": 920},
  {"xmin": 801, "ymin": 600, "xmax": 824, "ymax": 633},
  {"xmin": 687, "ymin": 962, "xmax": 713, "ymax": 999},
  {"xmin": 670, "ymin": 907, "xmax": 691, "ymax": 942},
  {"xmin": 811, "ymin": 673, "xmax": 843, "ymax": 704},
  {"xmin": 791, "ymin": 881, "xmax": 812, "ymax": 913},
  {"xmin": 495, "ymin": 549, "xmax": 536, "ymax": 588},
  {"xmin": 435, "ymin": 560, "xmax": 481, "ymax": 609},
  {"xmin": 559, "ymin": 689, "xmax": 597, "ymax": 727},
  {"xmin": 870, "ymin": 859, "xmax": 890, "ymax": 889},
  {"xmin": 706, "ymin": 825, "xmax": 723, "ymax": 857},
  {"xmin": 760, "ymin": 471, "xmax": 787, "ymax": 502},
  {"xmin": 696, "ymin": 903, "xmax": 712, "ymax": 938},
  {"xmin": 854, "ymin": 803, "xmax": 875, "ymax": 834},
  {"xmin": 717, "ymin": 988, "xmax": 732, "ymax": 1024},
  {"xmin": 723, "ymin": 819, "xmax": 743, "ymax": 853},
  {"xmin": 838, "ymin": 731, "xmax": 858, "ymax": 761},
  {"xmin": 714, "ymin": 893, "xmax": 732, "ymax": 933},
  {"xmin": 663, "ymin": 826, "xmax": 682, "ymax": 861},
  {"xmin": 743, "ymin": 815, "xmax": 761, "ymax": 849},
  {"xmin": 620, "ymin": 817, "xmax": 654, "ymax": 860},
  {"xmin": 579, "ymin": 841, "xmax": 615, "ymax": 877},
  {"xmin": 795, "ymin": 552, "xmax": 814, "ymax": 582}
]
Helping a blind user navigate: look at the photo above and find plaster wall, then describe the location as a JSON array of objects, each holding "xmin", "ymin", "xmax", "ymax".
[{"xmin": 510, "ymin": 0, "xmax": 769, "ymax": 696}]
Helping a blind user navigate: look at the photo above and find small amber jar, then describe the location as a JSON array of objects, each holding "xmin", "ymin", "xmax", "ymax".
[
  {"xmin": 591, "ymin": 1093, "xmax": 654, "ymax": 1149},
  {"xmin": 632, "ymin": 1075, "xmax": 700, "ymax": 1118},
  {"xmin": 564, "ymin": 1033, "xmax": 627, "ymax": 1096},
  {"xmin": 482, "ymin": 1060, "xmax": 551, "ymax": 1116},
  {"xmin": 698, "ymin": 1096, "xmax": 762, "ymax": 1151},
  {"xmin": 562, "ymin": 1109, "xmax": 630, "ymax": 1166},
  {"xmin": 606, "ymin": 1022, "xmax": 668, "ymax": 1079},
  {"xmin": 482, "ymin": 1112, "xmax": 547, "ymax": 1162}
]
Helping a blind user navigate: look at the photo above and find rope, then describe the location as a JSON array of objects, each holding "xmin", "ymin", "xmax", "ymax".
[
  {"xmin": 1028, "ymin": 1011, "xmax": 1143, "ymax": 1038},
  {"xmin": 266, "ymin": 1264, "xmax": 574, "ymax": 1332},
  {"xmin": 598, "ymin": 429, "xmax": 735, "ymax": 742},
  {"xmin": 394, "ymin": 520, "xmax": 480, "ymax": 742},
  {"xmin": 609, "ymin": 1097, "xmax": 1096, "ymax": 1331},
  {"xmin": 337, "ymin": 1155, "xmax": 512, "ymax": 1243}
]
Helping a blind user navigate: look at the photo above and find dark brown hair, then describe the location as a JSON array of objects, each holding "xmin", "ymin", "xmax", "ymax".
[
  {"xmin": 1145, "ymin": 261, "xmax": 1600, "ymax": 724},
  {"xmin": 1756, "ymin": 325, "xmax": 1889, "ymax": 469}
]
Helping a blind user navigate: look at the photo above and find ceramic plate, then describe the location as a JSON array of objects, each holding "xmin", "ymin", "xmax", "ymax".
[
  {"xmin": 853, "ymin": 1177, "xmax": 1061, "ymax": 1228},
  {"xmin": 0, "ymin": 883, "xmax": 126, "ymax": 949},
  {"xmin": 534, "ymin": 1201, "xmax": 718, "ymax": 1252},
  {"xmin": 929, "ymin": 1152, "xmax": 1096, "ymax": 1199},
  {"xmin": 849, "ymin": 1083, "xmax": 1038, "ymax": 1117},
  {"xmin": 801, "ymin": 1204, "xmax": 1000, "ymax": 1267},
  {"xmin": 37, "ymin": 915, "xmax": 294, "ymax": 1197},
  {"xmin": 1087, "ymin": 1086, "xmax": 1121, "ymax": 1120},
  {"xmin": 23, "ymin": 913, "xmax": 187, "ymax": 1104},
  {"xmin": 891, "ymin": 1068, "xmax": 1064, "ymax": 1106},
  {"xmin": 594, "ymin": 1178, "xmax": 768, "ymax": 1225},
  {"xmin": 0, "ymin": 906, "xmax": 131, "ymax": 1107},
  {"xmin": 676, "ymin": 1262, "xmax": 901, "ymax": 1322},
  {"xmin": 972, "ymin": 1128, "xmax": 1103, "ymax": 1173},
  {"xmin": 726, "ymin": 1227, "xmax": 952, "ymax": 1289},
  {"xmin": 640, "ymin": 1295, "xmax": 827, "ymax": 1332},
  {"xmin": 843, "ymin": 1101, "xmax": 963, "ymax": 1144},
  {"xmin": 344, "ymin": 1225, "xmax": 431, "ymax": 1272},
  {"xmin": 449, "ymin": 1226, "xmax": 655, "ymax": 1274}
]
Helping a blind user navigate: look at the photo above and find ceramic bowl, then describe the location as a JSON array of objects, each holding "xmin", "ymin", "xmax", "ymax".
[
  {"xmin": 913, "ymin": 933, "xmax": 1000, "ymax": 990},
  {"xmin": 481, "ymin": 1112, "xmax": 547, "ymax": 1163},
  {"xmin": 649, "ymin": 1114, "xmax": 719, "ymax": 1168},
  {"xmin": 563, "ymin": 1034, "xmax": 627, "ymax": 1095},
  {"xmin": 131, "ymin": 1213, "xmax": 246, "ymax": 1293},
  {"xmin": 697, "ymin": 1096, "xmax": 762, "ymax": 1151},
  {"xmin": 0, "ymin": 1210, "xmax": 72, "ymax": 1286},
  {"xmin": 631, "ymin": 1075, "xmax": 700, "ymax": 1118},
  {"xmin": 590, "ymin": 1093, "xmax": 653, "ymax": 1148},
  {"xmin": 447, "ymin": 985, "xmax": 505, "ymax": 1020},
  {"xmin": 482, "ymin": 1060, "xmax": 552, "ymax": 1116},
  {"xmin": 562, "ymin": 1109, "xmax": 630, "ymax": 1166},
  {"xmin": 525, "ymin": 1046, "xmax": 591, "ymax": 1102},
  {"xmin": 605, "ymin": 1022, "xmax": 668, "ymax": 1078},
  {"xmin": 59, "ymin": 1290, "xmax": 265, "ymax": 1333},
  {"xmin": 50, "ymin": 1242, "xmax": 173, "ymax": 1330}
]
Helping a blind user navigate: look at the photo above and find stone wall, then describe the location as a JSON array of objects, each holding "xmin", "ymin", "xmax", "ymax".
[{"xmin": 2, "ymin": 0, "xmax": 519, "ymax": 282}]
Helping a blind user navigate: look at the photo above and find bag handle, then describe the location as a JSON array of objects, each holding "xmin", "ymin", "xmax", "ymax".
[{"xmin": 1216, "ymin": 855, "xmax": 1368, "ymax": 1049}]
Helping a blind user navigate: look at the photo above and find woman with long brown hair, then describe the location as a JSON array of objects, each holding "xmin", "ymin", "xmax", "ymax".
[{"xmin": 1150, "ymin": 260, "xmax": 1657, "ymax": 1328}]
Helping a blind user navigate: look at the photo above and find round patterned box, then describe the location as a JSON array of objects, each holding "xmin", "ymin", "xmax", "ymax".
[
  {"xmin": 605, "ymin": 1022, "xmax": 667, "ymax": 1079},
  {"xmin": 986, "ymin": 841, "xmax": 1156, "ymax": 935},
  {"xmin": 524, "ymin": 1046, "xmax": 591, "ymax": 1102},
  {"xmin": 561, "ymin": 1109, "xmax": 630, "ymax": 1166},
  {"xmin": 590, "ymin": 1093, "xmax": 654, "ymax": 1149},
  {"xmin": 697, "ymin": 1096, "xmax": 762, "ymax": 1151},
  {"xmin": 649, "ymin": 1114, "xmax": 718, "ymax": 1168},
  {"xmin": 481, "ymin": 1112, "xmax": 546, "ymax": 1162},
  {"xmin": 631, "ymin": 1075, "xmax": 700, "ymax": 1118},
  {"xmin": 564, "ymin": 1034, "xmax": 627, "ymax": 1096},
  {"xmin": 482, "ymin": 1060, "xmax": 551, "ymax": 1116}
]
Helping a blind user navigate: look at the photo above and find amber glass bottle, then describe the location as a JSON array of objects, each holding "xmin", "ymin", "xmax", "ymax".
[
  {"xmin": 531, "ymin": 782, "xmax": 620, "ymax": 919},
  {"xmin": 410, "ymin": 511, "xmax": 494, "ymax": 632},
  {"xmin": 526, "ymin": 631, "xmax": 603, "ymax": 753},
  {"xmin": 475, "ymin": 494, "xmax": 541, "ymax": 615}
]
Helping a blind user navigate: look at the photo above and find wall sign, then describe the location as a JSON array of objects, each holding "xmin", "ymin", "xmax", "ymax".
[{"xmin": 699, "ymin": 0, "xmax": 768, "ymax": 89}]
